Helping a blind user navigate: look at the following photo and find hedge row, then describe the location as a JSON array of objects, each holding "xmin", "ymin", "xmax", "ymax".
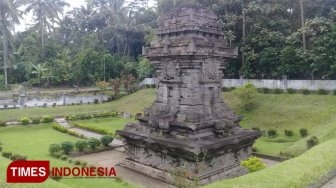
[
  {"xmin": 65, "ymin": 111, "xmax": 118, "ymax": 121},
  {"xmin": 73, "ymin": 123, "xmax": 113, "ymax": 136},
  {"xmin": 52, "ymin": 124, "xmax": 85, "ymax": 139},
  {"xmin": 19, "ymin": 116, "xmax": 54, "ymax": 125}
]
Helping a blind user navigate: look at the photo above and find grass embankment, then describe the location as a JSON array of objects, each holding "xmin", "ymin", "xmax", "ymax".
[
  {"xmin": 205, "ymin": 139, "xmax": 336, "ymax": 188},
  {"xmin": 70, "ymin": 117, "xmax": 136, "ymax": 135},
  {"xmin": 0, "ymin": 124, "xmax": 133, "ymax": 188},
  {"xmin": 0, "ymin": 89, "xmax": 156, "ymax": 122},
  {"xmin": 224, "ymin": 93, "xmax": 336, "ymax": 156}
]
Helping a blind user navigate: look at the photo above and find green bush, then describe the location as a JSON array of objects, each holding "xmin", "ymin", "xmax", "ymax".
[
  {"xmin": 2, "ymin": 151, "xmax": 12, "ymax": 159},
  {"xmin": 0, "ymin": 121, "xmax": 6, "ymax": 127},
  {"xmin": 251, "ymin": 127, "xmax": 261, "ymax": 132},
  {"xmin": 0, "ymin": 146, "xmax": 2, "ymax": 152},
  {"xmin": 74, "ymin": 160, "xmax": 81, "ymax": 165},
  {"xmin": 300, "ymin": 128, "xmax": 308, "ymax": 138},
  {"xmin": 233, "ymin": 83, "xmax": 258, "ymax": 111},
  {"xmin": 260, "ymin": 88, "xmax": 270, "ymax": 94},
  {"xmin": 50, "ymin": 175, "xmax": 62, "ymax": 182},
  {"xmin": 284, "ymin": 130, "xmax": 294, "ymax": 137},
  {"xmin": 41, "ymin": 116, "xmax": 54, "ymax": 123},
  {"xmin": 68, "ymin": 159, "xmax": 73, "ymax": 163},
  {"xmin": 87, "ymin": 138, "xmax": 101, "ymax": 150},
  {"xmin": 267, "ymin": 129, "xmax": 277, "ymax": 137},
  {"xmin": 81, "ymin": 162, "xmax": 88, "ymax": 167},
  {"xmin": 61, "ymin": 141, "xmax": 74, "ymax": 155},
  {"xmin": 333, "ymin": 89, "xmax": 336, "ymax": 95},
  {"xmin": 240, "ymin": 157, "xmax": 266, "ymax": 173},
  {"xmin": 60, "ymin": 155, "xmax": 68, "ymax": 161},
  {"xmin": 20, "ymin": 117, "xmax": 31, "ymax": 125},
  {"xmin": 100, "ymin": 135, "xmax": 114, "ymax": 147},
  {"xmin": 317, "ymin": 89, "xmax": 328, "ymax": 95},
  {"xmin": 274, "ymin": 88, "xmax": 283, "ymax": 94},
  {"xmin": 287, "ymin": 88, "xmax": 296, "ymax": 94},
  {"xmin": 31, "ymin": 118, "xmax": 41, "ymax": 124},
  {"xmin": 10, "ymin": 154, "xmax": 27, "ymax": 161},
  {"xmin": 75, "ymin": 140, "xmax": 88, "ymax": 152},
  {"xmin": 74, "ymin": 123, "xmax": 111, "ymax": 135},
  {"xmin": 49, "ymin": 143, "xmax": 62, "ymax": 156},
  {"xmin": 52, "ymin": 124, "xmax": 68, "ymax": 133},
  {"xmin": 302, "ymin": 89, "xmax": 310, "ymax": 95},
  {"xmin": 307, "ymin": 136, "xmax": 319, "ymax": 149}
]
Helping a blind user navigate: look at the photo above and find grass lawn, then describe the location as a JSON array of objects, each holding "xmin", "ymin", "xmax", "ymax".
[
  {"xmin": 205, "ymin": 139, "xmax": 336, "ymax": 188},
  {"xmin": 0, "ymin": 88, "xmax": 156, "ymax": 122},
  {"xmin": 0, "ymin": 124, "xmax": 134, "ymax": 188},
  {"xmin": 70, "ymin": 117, "xmax": 136, "ymax": 135}
]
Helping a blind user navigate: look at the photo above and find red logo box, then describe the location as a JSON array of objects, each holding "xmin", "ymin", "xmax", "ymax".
[{"xmin": 7, "ymin": 160, "xmax": 50, "ymax": 183}]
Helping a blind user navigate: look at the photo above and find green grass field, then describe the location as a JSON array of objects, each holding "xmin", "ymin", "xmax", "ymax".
[
  {"xmin": 205, "ymin": 139, "xmax": 336, "ymax": 188},
  {"xmin": 0, "ymin": 124, "xmax": 133, "ymax": 188},
  {"xmin": 70, "ymin": 117, "xmax": 136, "ymax": 135},
  {"xmin": 0, "ymin": 89, "xmax": 156, "ymax": 122}
]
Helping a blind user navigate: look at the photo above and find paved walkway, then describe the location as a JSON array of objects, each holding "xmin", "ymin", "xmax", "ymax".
[
  {"xmin": 54, "ymin": 118, "xmax": 124, "ymax": 148},
  {"xmin": 321, "ymin": 176, "xmax": 336, "ymax": 188}
]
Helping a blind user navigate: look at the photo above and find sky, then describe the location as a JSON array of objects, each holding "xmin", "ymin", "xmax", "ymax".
[
  {"xmin": 16, "ymin": 0, "xmax": 86, "ymax": 32},
  {"xmin": 16, "ymin": 0, "xmax": 156, "ymax": 32}
]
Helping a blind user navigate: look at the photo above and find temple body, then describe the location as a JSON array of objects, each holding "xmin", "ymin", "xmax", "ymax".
[{"xmin": 117, "ymin": 6, "xmax": 261, "ymax": 184}]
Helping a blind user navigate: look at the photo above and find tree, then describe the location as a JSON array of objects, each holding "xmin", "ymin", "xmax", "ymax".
[
  {"xmin": 300, "ymin": 0, "xmax": 307, "ymax": 50},
  {"xmin": 25, "ymin": 0, "xmax": 69, "ymax": 58},
  {"xmin": 0, "ymin": 0, "xmax": 22, "ymax": 89}
]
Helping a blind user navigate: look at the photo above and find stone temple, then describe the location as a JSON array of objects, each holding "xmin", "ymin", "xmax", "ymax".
[{"xmin": 117, "ymin": 5, "xmax": 261, "ymax": 185}]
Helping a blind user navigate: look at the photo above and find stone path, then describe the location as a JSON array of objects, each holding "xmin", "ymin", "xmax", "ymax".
[
  {"xmin": 321, "ymin": 176, "xmax": 336, "ymax": 188},
  {"xmin": 54, "ymin": 117, "xmax": 124, "ymax": 148},
  {"xmin": 74, "ymin": 150, "xmax": 174, "ymax": 188}
]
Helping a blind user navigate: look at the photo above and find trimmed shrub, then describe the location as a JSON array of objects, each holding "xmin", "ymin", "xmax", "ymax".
[
  {"xmin": 68, "ymin": 159, "xmax": 73, "ymax": 163},
  {"xmin": 0, "ymin": 146, "xmax": 2, "ymax": 152},
  {"xmin": 60, "ymin": 155, "xmax": 68, "ymax": 161},
  {"xmin": 251, "ymin": 127, "xmax": 261, "ymax": 132},
  {"xmin": 261, "ymin": 88, "xmax": 270, "ymax": 94},
  {"xmin": 31, "ymin": 118, "xmax": 41, "ymax": 124},
  {"xmin": 20, "ymin": 117, "xmax": 31, "ymax": 125},
  {"xmin": 284, "ymin": 130, "xmax": 294, "ymax": 137},
  {"xmin": 75, "ymin": 140, "xmax": 88, "ymax": 152},
  {"xmin": 233, "ymin": 83, "xmax": 258, "ymax": 111},
  {"xmin": 74, "ymin": 123, "xmax": 111, "ymax": 135},
  {"xmin": 2, "ymin": 151, "xmax": 12, "ymax": 159},
  {"xmin": 81, "ymin": 162, "xmax": 88, "ymax": 167},
  {"xmin": 100, "ymin": 135, "xmax": 114, "ymax": 147},
  {"xmin": 302, "ymin": 89, "xmax": 310, "ymax": 95},
  {"xmin": 317, "ymin": 89, "xmax": 328, "ymax": 95},
  {"xmin": 287, "ymin": 88, "xmax": 296, "ymax": 94},
  {"xmin": 10, "ymin": 154, "xmax": 27, "ymax": 161},
  {"xmin": 74, "ymin": 160, "xmax": 81, "ymax": 165},
  {"xmin": 50, "ymin": 175, "xmax": 62, "ymax": 182},
  {"xmin": 252, "ymin": 146, "xmax": 257, "ymax": 152},
  {"xmin": 300, "ymin": 128, "xmax": 308, "ymax": 138},
  {"xmin": 41, "ymin": 116, "xmax": 54, "ymax": 123},
  {"xmin": 307, "ymin": 136, "xmax": 319, "ymax": 149},
  {"xmin": 52, "ymin": 124, "xmax": 67, "ymax": 133},
  {"xmin": 61, "ymin": 141, "xmax": 74, "ymax": 155},
  {"xmin": 267, "ymin": 129, "xmax": 277, "ymax": 137},
  {"xmin": 240, "ymin": 157, "xmax": 266, "ymax": 173},
  {"xmin": 49, "ymin": 143, "xmax": 62, "ymax": 156},
  {"xmin": 87, "ymin": 138, "xmax": 101, "ymax": 150},
  {"xmin": 333, "ymin": 89, "xmax": 336, "ymax": 95},
  {"xmin": 274, "ymin": 88, "xmax": 283, "ymax": 94},
  {"xmin": 0, "ymin": 121, "xmax": 6, "ymax": 127}
]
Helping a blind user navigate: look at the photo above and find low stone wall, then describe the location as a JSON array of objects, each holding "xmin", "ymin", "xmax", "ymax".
[
  {"xmin": 142, "ymin": 78, "xmax": 336, "ymax": 91},
  {"xmin": 222, "ymin": 78, "xmax": 336, "ymax": 91}
]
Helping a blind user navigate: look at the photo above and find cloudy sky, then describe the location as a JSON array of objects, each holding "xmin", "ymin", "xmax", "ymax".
[
  {"xmin": 16, "ymin": 0, "xmax": 86, "ymax": 31},
  {"xmin": 16, "ymin": 0, "xmax": 156, "ymax": 32}
]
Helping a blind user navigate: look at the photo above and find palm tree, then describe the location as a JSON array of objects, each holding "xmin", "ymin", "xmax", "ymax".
[
  {"xmin": 0, "ymin": 0, "xmax": 22, "ymax": 90},
  {"xmin": 31, "ymin": 63, "xmax": 48, "ymax": 85},
  {"xmin": 25, "ymin": 0, "xmax": 69, "ymax": 58}
]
